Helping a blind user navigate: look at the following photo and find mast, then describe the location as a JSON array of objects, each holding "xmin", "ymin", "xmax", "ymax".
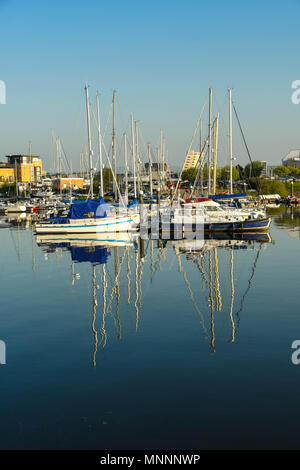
[
  {"xmin": 208, "ymin": 250, "xmax": 216, "ymax": 353},
  {"xmin": 131, "ymin": 113, "xmax": 137, "ymax": 199},
  {"xmin": 126, "ymin": 247, "xmax": 131, "ymax": 305},
  {"xmin": 51, "ymin": 129, "xmax": 55, "ymax": 175},
  {"xmin": 29, "ymin": 141, "xmax": 32, "ymax": 191},
  {"xmin": 80, "ymin": 152, "xmax": 83, "ymax": 178},
  {"xmin": 148, "ymin": 143, "xmax": 153, "ymax": 197},
  {"xmin": 199, "ymin": 118, "xmax": 202, "ymax": 158},
  {"xmin": 199, "ymin": 119, "xmax": 204, "ymax": 194},
  {"xmin": 69, "ymin": 161, "xmax": 73, "ymax": 203},
  {"xmin": 112, "ymin": 89, "xmax": 117, "ymax": 200},
  {"xmin": 229, "ymin": 88, "xmax": 233, "ymax": 194},
  {"xmin": 229, "ymin": 250, "xmax": 236, "ymax": 343},
  {"xmin": 212, "ymin": 113, "xmax": 219, "ymax": 195},
  {"xmin": 100, "ymin": 263, "xmax": 107, "ymax": 349},
  {"xmin": 157, "ymin": 147, "xmax": 161, "ymax": 189},
  {"xmin": 160, "ymin": 130, "xmax": 164, "ymax": 189},
  {"xmin": 91, "ymin": 264, "xmax": 98, "ymax": 366},
  {"xmin": 208, "ymin": 87, "xmax": 212, "ymax": 195},
  {"xmin": 56, "ymin": 137, "xmax": 62, "ymax": 197},
  {"xmin": 96, "ymin": 92, "xmax": 104, "ymax": 198},
  {"xmin": 135, "ymin": 120, "xmax": 140, "ymax": 195},
  {"xmin": 84, "ymin": 85, "xmax": 93, "ymax": 199},
  {"xmin": 134, "ymin": 248, "xmax": 139, "ymax": 332},
  {"xmin": 15, "ymin": 160, "xmax": 18, "ymax": 198},
  {"xmin": 123, "ymin": 133, "xmax": 128, "ymax": 202},
  {"xmin": 213, "ymin": 248, "xmax": 222, "ymax": 312}
]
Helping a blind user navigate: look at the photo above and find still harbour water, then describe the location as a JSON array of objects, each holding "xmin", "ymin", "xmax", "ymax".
[{"xmin": 0, "ymin": 206, "xmax": 300, "ymax": 450}]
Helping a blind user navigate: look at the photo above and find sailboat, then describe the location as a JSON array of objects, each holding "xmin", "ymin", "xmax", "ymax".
[
  {"xmin": 35, "ymin": 197, "xmax": 139, "ymax": 234},
  {"xmin": 36, "ymin": 87, "xmax": 139, "ymax": 234}
]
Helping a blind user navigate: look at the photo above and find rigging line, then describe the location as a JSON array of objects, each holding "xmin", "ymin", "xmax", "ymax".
[
  {"xmin": 138, "ymin": 127, "xmax": 150, "ymax": 163},
  {"xmin": 232, "ymin": 102, "xmax": 264, "ymax": 198},
  {"xmin": 59, "ymin": 139, "xmax": 72, "ymax": 173},
  {"xmin": 191, "ymin": 137, "xmax": 209, "ymax": 196},
  {"xmin": 103, "ymin": 101, "xmax": 113, "ymax": 142},
  {"xmin": 176, "ymin": 253, "xmax": 209, "ymax": 340},
  {"xmin": 105, "ymin": 248, "xmax": 127, "ymax": 319},
  {"xmin": 173, "ymin": 97, "xmax": 207, "ymax": 201},
  {"xmin": 235, "ymin": 243, "xmax": 263, "ymax": 329},
  {"xmin": 142, "ymin": 244, "xmax": 176, "ymax": 299},
  {"xmin": 90, "ymin": 104, "xmax": 123, "ymax": 172},
  {"xmin": 9, "ymin": 228, "xmax": 21, "ymax": 261},
  {"xmin": 99, "ymin": 130, "xmax": 126, "ymax": 207},
  {"xmin": 195, "ymin": 255, "xmax": 209, "ymax": 289},
  {"xmin": 213, "ymin": 90, "xmax": 229, "ymax": 165},
  {"xmin": 116, "ymin": 94, "xmax": 130, "ymax": 139}
]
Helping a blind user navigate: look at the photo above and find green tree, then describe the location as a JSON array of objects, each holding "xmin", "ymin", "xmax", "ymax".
[
  {"xmin": 288, "ymin": 167, "xmax": 300, "ymax": 178},
  {"xmin": 244, "ymin": 161, "xmax": 264, "ymax": 178},
  {"xmin": 93, "ymin": 168, "xmax": 117, "ymax": 194},
  {"xmin": 259, "ymin": 179, "xmax": 289, "ymax": 197},
  {"xmin": 219, "ymin": 165, "xmax": 239, "ymax": 181},
  {"xmin": 181, "ymin": 167, "xmax": 198, "ymax": 183},
  {"xmin": 274, "ymin": 165, "xmax": 290, "ymax": 177}
]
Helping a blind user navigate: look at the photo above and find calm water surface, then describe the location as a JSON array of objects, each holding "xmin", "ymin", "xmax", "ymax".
[{"xmin": 0, "ymin": 206, "xmax": 300, "ymax": 450}]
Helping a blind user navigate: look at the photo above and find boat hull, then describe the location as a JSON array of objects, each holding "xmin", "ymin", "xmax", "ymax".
[
  {"xmin": 35, "ymin": 215, "xmax": 139, "ymax": 234},
  {"xmin": 167, "ymin": 217, "xmax": 271, "ymax": 233}
]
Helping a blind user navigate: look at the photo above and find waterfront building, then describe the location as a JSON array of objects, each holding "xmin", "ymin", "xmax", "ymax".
[
  {"xmin": 282, "ymin": 150, "xmax": 300, "ymax": 168},
  {"xmin": 0, "ymin": 154, "xmax": 43, "ymax": 184},
  {"xmin": 0, "ymin": 163, "xmax": 15, "ymax": 184},
  {"xmin": 56, "ymin": 177, "xmax": 85, "ymax": 190},
  {"xmin": 266, "ymin": 165, "xmax": 277, "ymax": 178}
]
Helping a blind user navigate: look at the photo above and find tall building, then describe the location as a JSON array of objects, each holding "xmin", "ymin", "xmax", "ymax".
[
  {"xmin": 182, "ymin": 150, "xmax": 200, "ymax": 172},
  {"xmin": 261, "ymin": 161, "xmax": 267, "ymax": 177},
  {"xmin": 0, "ymin": 155, "xmax": 43, "ymax": 184}
]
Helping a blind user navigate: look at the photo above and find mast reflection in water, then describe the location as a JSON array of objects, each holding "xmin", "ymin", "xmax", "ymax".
[
  {"xmin": 2, "ymin": 208, "xmax": 300, "ymax": 450},
  {"xmin": 37, "ymin": 231, "xmax": 272, "ymax": 361}
]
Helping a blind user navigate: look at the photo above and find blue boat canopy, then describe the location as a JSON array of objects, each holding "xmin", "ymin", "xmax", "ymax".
[{"xmin": 68, "ymin": 198, "xmax": 108, "ymax": 219}]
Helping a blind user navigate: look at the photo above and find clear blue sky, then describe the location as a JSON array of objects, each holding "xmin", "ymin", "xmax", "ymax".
[{"xmin": 0, "ymin": 0, "xmax": 300, "ymax": 171}]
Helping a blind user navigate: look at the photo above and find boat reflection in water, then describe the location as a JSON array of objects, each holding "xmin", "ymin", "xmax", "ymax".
[
  {"xmin": 36, "ymin": 231, "xmax": 272, "ymax": 362},
  {"xmin": 172, "ymin": 232, "xmax": 272, "ymax": 353},
  {"xmin": 36, "ymin": 232, "xmax": 139, "ymax": 366}
]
